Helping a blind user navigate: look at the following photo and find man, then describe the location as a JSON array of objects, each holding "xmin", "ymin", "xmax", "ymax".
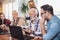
[
  {"xmin": 24, "ymin": 8, "xmax": 41, "ymax": 40},
  {"xmin": 11, "ymin": 10, "xmax": 21, "ymax": 40},
  {"xmin": 40, "ymin": 4, "xmax": 60, "ymax": 40},
  {"xmin": 28, "ymin": 8, "xmax": 41, "ymax": 35},
  {"xmin": 11, "ymin": 10, "xmax": 20, "ymax": 26}
]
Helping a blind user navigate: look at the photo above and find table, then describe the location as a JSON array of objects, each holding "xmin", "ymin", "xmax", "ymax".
[
  {"xmin": 0, "ymin": 25, "xmax": 12, "ymax": 40},
  {"xmin": 0, "ymin": 33, "xmax": 11, "ymax": 40}
]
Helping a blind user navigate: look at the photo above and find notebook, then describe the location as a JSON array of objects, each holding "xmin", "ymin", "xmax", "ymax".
[{"xmin": 9, "ymin": 26, "xmax": 24, "ymax": 40}]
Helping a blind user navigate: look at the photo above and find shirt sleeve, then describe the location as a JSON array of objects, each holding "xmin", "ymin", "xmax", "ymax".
[{"xmin": 43, "ymin": 23, "xmax": 60, "ymax": 40}]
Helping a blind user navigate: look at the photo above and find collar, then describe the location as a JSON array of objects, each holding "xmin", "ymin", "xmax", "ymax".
[{"xmin": 47, "ymin": 15, "xmax": 57, "ymax": 24}]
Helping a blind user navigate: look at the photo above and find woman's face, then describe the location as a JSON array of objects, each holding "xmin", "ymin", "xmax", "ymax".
[
  {"xmin": 0, "ymin": 14, "xmax": 5, "ymax": 19},
  {"xmin": 18, "ymin": 18, "xmax": 25, "ymax": 26},
  {"xmin": 28, "ymin": 2, "xmax": 35, "ymax": 8}
]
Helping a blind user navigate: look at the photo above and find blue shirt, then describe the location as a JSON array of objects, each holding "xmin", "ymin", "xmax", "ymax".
[{"xmin": 43, "ymin": 15, "xmax": 60, "ymax": 40}]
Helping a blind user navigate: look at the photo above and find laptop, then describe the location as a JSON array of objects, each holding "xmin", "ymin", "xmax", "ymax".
[{"xmin": 9, "ymin": 26, "xmax": 24, "ymax": 40}]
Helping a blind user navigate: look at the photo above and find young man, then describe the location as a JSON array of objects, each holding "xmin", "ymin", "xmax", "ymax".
[{"xmin": 40, "ymin": 4, "xmax": 60, "ymax": 40}]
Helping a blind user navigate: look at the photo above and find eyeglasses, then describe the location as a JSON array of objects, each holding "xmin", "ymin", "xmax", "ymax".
[{"xmin": 41, "ymin": 12, "xmax": 46, "ymax": 16}]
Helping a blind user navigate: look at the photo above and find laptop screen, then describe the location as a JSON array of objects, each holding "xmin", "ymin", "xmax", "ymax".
[{"xmin": 9, "ymin": 26, "xmax": 24, "ymax": 40}]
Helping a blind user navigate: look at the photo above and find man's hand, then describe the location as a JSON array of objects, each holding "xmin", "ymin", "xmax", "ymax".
[
  {"xmin": 23, "ymin": 28, "xmax": 32, "ymax": 35},
  {"xmin": 33, "ymin": 36, "xmax": 43, "ymax": 40},
  {"xmin": 40, "ymin": 18, "xmax": 46, "ymax": 34},
  {"xmin": 40, "ymin": 18, "xmax": 45, "ymax": 25}
]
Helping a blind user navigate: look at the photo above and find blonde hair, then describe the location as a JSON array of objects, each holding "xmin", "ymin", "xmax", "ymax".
[{"xmin": 17, "ymin": 17, "xmax": 25, "ymax": 26}]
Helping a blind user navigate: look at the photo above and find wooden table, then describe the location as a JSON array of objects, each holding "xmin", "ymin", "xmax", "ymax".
[
  {"xmin": 0, "ymin": 33, "xmax": 11, "ymax": 40},
  {"xmin": 0, "ymin": 25, "xmax": 11, "ymax": 40}
]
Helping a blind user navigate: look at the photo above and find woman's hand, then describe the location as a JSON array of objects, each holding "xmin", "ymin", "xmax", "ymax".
[{"xmin": 0, "ymin": 24, "xmax": 9, "ymax": 31}]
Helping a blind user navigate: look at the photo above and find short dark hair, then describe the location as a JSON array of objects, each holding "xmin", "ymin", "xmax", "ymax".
[{"xmin": 41, "ymin": 4, "xmax": 54, "ymax": 15}]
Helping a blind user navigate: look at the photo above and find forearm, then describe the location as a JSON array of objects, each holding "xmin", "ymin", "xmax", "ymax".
[
  {"xmin": 40, "ymin": 18, "xmax": 46, "ymax": 35},
  {"xmin": 41, "ymin": 24, "xmax": 46, "ymax": 35}
]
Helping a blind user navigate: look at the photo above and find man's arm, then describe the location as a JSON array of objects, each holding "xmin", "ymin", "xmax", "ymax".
[
  {"xmin": 40, "ymin": 18, "xmax": 46, "ymax": 35},
  {"xmin": 40, "ymin": 19, "xmax": 60, "ymax": 40},
  {"xmin": 43, "ymin": 23, "xmax": 60, "ymax": 40}
]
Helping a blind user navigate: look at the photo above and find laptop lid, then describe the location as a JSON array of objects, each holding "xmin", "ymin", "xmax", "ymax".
[{"xmin": 9, "ymin": 26, "xmax": 24, "ymax": 40}]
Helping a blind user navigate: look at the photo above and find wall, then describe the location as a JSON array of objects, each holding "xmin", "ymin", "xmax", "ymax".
[
  {"xmin": 2, "ymin": 0, "xmax": 60, "ymax": 20},
  {"xmin": 2, "ymin": 0, "xmax": 19, "ymax": 21},
  {"xmin": 2, "ymin": 0, "xmax": 29, "ymax": 21},
  {"xmin": 0, "ymin": 1, "xmax": 2, "ymax": 13},
  {"xmin": 37, "ymin": 0, "xmax": 60, "ymax": 18}
]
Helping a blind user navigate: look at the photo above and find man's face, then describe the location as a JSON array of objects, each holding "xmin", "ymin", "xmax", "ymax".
[
  {"xmin": 40, "ymin": 9, "xmax": 48, "ymax": 19},
  {"xmin": 12, "ymin": 11, "xmax": 18, "ymax": 18},
  {"xmin": 29, "ymin": 9, "xmax": 37, "ymax": 20}
]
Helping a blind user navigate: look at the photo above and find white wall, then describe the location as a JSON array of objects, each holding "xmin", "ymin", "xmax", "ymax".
[
  {"xmin": 2, "ymin": 0, "xmax": 29, "ymax": 21},
  {"xmin": 37, "ymin": 0, "xmax": 60, "ymax": 18},
  {"xmin": 2, "ymin": 0, "xmax": 60, "ymax": 20},
  {"xmin": 2, "ymin": 0, "xmax": 19, "ymax": 21}
]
